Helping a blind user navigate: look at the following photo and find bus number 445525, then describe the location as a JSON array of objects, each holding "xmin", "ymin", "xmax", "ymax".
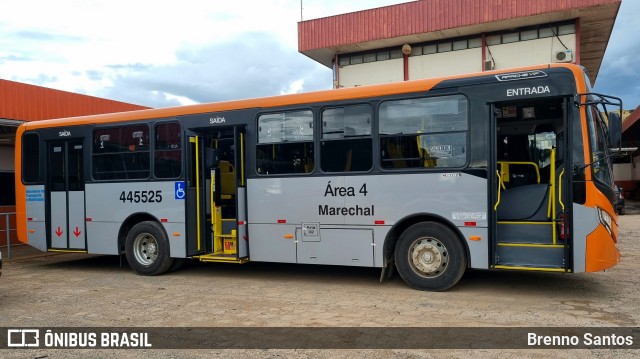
[{"xmin": 119, "ymin": 190, "xmax": 163, "ymax": 203}]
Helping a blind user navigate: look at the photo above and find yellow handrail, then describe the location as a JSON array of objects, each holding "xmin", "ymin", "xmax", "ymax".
[
  {"xmin": 550, "ymin": 148, "xmax": 556, "ymax": 245},
  {"xmin": 240, "ymin": 132, "xmax": 245, "ymax": 186},
  {"xmin": 416, "ymin": 134, "xmax": 435, "ymax": 167},
  {"xmin": 494, "ymin": 170, "xmax": 503, "ymax": 211},
  {"xmin": 558, "ymin": 169, "xmax": 565, "ymax": 211},
  {"xmin": 551, "ymin": 149, "xmax": 556, "ymax": 218}
]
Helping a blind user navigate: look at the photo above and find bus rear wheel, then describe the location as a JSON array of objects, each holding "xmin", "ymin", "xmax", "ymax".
[
  {"xmin": 395, "ymin": 222, "xmax": 467, "ymax": 291},
  {"xmin": 125, "ymin": 221, "xmax": 173, "ymax": 276}
]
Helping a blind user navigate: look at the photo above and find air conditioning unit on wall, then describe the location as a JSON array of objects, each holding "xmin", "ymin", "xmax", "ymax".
[
  {"xmin": 555, "ymin": 49, "xmax": 574, "ymax": 63},
  {"xmin": 484, "ymin": 60, "xmax": 494, "ymax": 71}
]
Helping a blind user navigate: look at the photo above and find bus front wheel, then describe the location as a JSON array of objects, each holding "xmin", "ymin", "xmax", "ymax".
[
  {"xmin": 395, "ymin": 222, "xmax": 467, "ymax": 291},
  {"xmin": 125, "ymin": 221, "xmax": 174, "ymax": 276}
]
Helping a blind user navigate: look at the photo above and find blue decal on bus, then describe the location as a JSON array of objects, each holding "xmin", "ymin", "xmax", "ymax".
[{"xmin": 175, "ymin": 182, "xmax": 186, "ymax": 200}]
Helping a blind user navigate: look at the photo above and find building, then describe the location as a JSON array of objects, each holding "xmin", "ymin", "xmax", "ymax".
[
  {"xmin": 614, "ymin": 106, "xmax": 640, "ymax": 199},
  {"xmin": 0, "ymin": 79, "xmax": 149, "ymax": 246},
  {"xmin": 298, "ymin": 0, "xmax": 620, "ymax": 88}
]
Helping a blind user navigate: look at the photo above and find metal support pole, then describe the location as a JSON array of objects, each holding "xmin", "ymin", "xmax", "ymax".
[{"xmin": 5, "ymin": 214, "xmax": 10, "ymax": 260}]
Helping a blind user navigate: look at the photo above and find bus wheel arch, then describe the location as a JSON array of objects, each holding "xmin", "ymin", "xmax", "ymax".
[
  {"xmin": 119, "ymin": 213, "xmax": 173, "ymax": 276},
  {"xmin": 118, "ymin": 213, "xmax": 159, "ymax": 253},
  {"xmin": 383, "ymin": 214, "xmax": 469, "ymax": 291}
]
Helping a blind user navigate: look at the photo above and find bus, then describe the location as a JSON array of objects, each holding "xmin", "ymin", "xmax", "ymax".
[{"xmin": 14, "ymin": 63, "xmax": 622, "ymax": 291}]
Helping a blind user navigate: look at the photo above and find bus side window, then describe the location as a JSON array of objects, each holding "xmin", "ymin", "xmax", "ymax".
[
  {"xmin": 154, "ymin": 122, "xmax": 182, "ymax": 179},
  {"xmin": 379, "ymin": 95, "xmax": 468, "ymax": 170},
  {"xmin": 320, "ymin": 105, "xmax": 372, "ymax": 173},
  {"xmin": 256, "ymin": 110, "xmax": 314, "ymax": 175},
  {"xmin": 22, "ymin": 133, "xmax": 40, "ymax": 183},
  {"xmin": 93, "ymin": 125, "xmax": 150, "ymax": 180}
]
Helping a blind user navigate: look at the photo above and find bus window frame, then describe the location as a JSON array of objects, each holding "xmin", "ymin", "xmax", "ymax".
[
  {"xmin": 153, "ymin": 121, "xmax": 183, "ymax": 179},
  {"xmin": 319, "ymin": 103, "xmax": 374, "ymax": 174},
  {"xmin": 377, "ymin": 93, "xmax": 470, "ymax": 172},
  {"xmin": 255, "ymin": 108, "xmax": 315, "ymax": 176},
  {"xmin": 577, "ymin": 92, "xmax": 622, "ymax": 205},
  {"xmin": 585, "ymin": 102, "xmax": 614, "ymax": 186},
  {"xmin": 22, "ymin": 132, "xmax": 41, "ymax": 184},
  {"xmin": 91, "ymin": 123, "xmax": 152, "ymax": 181}
]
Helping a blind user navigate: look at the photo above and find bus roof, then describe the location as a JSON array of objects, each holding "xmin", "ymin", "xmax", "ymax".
[{"xmin": 21, "ymin": 63, "xmax": 583, "ymax": 130}]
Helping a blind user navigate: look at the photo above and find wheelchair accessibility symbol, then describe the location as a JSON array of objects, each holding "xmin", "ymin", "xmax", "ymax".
[{"xmin": 175, "ymin": 181, "xmax": 186, "ymax": 200}]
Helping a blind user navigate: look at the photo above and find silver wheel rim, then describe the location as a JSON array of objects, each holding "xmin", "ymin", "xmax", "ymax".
[
  {"xmin": 408, "ymin": 236, "xmax": 447, "ymax": 278},
  {"xmin": 133, "ymin": 233, "xmax": 158, "ymax": 266}
]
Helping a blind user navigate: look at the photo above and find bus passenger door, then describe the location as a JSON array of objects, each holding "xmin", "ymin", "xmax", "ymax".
[
  {"xmin": 490, "ymin": 99, "xmax": 569, "ymax": 272},
  {"xmin": 186, "ymin": 133, "xmax": 206, "ymax": 256},
  {"xmin": 47, "ymin": 140, "xmax": 86, "ymax": 250},
  {"xmin": 186, "ymin": 126, "xmax": 248, "ymax": 262}
]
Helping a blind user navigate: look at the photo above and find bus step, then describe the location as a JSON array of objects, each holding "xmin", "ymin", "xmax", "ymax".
[
  {"xmin": 496, "ymin": 244, "xmax": 564, "ymax": 268},
  {"xmin": 497, "ymin": 222, "xmax": 555, "ymax": 244},
  {"xmin": 493, "ymin": 265, "xmax": 567, "ymax": 272},
  {"xmin": 497, "ymin": 242, "xmax": 563, "ymax": 248},
  {"xmin": 195, "ymin": 253, "xmax": 249, "ymax": 264},
  {"xmin": 48, "ymin": 248, "xmax": 88, "ymax": 253}
]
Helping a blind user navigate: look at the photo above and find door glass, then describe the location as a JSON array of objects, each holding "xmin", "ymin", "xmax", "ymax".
[
  {"xmin": 68, "ymin": 142, "xmax": 84, "ymax": 191},
  {"xmin": 50, "ymin": 144, "xmax": 66, "ymax": 191}
]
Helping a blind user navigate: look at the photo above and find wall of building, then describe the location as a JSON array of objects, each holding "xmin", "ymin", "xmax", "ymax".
[
  {"xmin": 487, "ymin": 34, "xmax": 576, "ymax": 70},
  {"xmin": 0, "ymin": 146, "xmax": 16, "ymax": 245},
  {"xmin": 614, "ymin": 157, "xmax": 640, "ymax": 198},
  {"xmin": 0, "ymin": 146, "xmax": 14, "ymax": 171},
  {"xmin": 409, "ymin": 48, "xmax": 482, "ymax": 79},
  {"xmin": 338, "ymin": 58, "xmax": 404, "ymax": 88},
  {"xmin": 335, "ymin": 26, "xmax": 576, "ymax": 87}
]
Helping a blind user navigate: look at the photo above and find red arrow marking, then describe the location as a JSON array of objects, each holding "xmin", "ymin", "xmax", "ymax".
[
  {"xmin": 73, "ymin": 227, "xmax": 81, "ymax": 237},
  {"xmin": 55, "ymin": 227, "xmax": 63, "ymax": 237}
]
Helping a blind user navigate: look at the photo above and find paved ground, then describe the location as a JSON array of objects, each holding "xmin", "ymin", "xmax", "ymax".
[{"xmin": 1, "ymin": 204, "xmax": 639, "ymax": 358}]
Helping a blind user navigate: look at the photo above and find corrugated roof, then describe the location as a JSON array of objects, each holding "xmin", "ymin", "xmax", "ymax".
[
  {"xmin": 299, "ymin": 0, "xmax": 619, "ymax": 51},
  {"xmin": 0, "ymin": 79, "xmax": 149, "ymax": 122}
]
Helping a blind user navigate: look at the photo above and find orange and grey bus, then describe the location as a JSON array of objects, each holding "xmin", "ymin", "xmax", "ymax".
[{"xmin": 14, "ymin": 63, "xmax": 622, "ymax": 291}]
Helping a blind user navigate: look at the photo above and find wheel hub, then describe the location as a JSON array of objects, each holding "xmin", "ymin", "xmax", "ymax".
[
  {"xmin": 421, "ymin": 252, "xmax": 434, "ymax": 263},
  {"xmin": 410, "ymin": 237, "xmax": 446, "ymax": 277},
  {"xmin": 133, "ymin": 234, "xmax": 158, "ymax": 265},
  {"xmin": 147, "ymin": 242, "xmax": 157, "ymax": 256}
]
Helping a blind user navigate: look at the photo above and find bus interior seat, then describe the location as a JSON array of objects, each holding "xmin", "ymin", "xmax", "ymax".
[
  {"xmin": 344, "ymin": 149, "xmax": 353, "ymax": 172},
  {"xmin": 385, "ymin": 141, "xmax": 407, "ymax": 168},
  {"xmin": 419, "ymin": 147, "xmax": 437, "ymax": 168},
  {"xmin": 218, "ymin": 160, "xmax": 236, "ymax": 197},
  {"xmin": 304, "ymin": 156, "xmax": 314, "ymax": 173},
  {"xmin": 507, "ymin": 164, "xmax": 539, "ymax": 187},
  {"xmin": 497, "ymin": 184, "xmax": 550, "ymax": 221}
]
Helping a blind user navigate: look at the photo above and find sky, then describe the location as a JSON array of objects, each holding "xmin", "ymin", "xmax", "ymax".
[{"xmin": 0, "ymin": 0, "xmax": 639, "ymax": 110}]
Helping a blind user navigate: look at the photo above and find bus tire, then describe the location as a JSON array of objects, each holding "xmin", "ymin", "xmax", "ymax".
[
  {"xmin": 125, "ymin": 221, "xmax": 173, "ymax": 276},
  {"xmin": 394, "ymin": 222, "xmax": 466, "ymax": 291}
]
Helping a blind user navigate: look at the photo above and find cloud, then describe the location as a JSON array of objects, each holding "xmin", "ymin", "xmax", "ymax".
[
  {"xmin": 1, "ymin": 0, "xmax": 635, "ymax": 110},
  {"xmin": 15, "ymin": 30, "xmax": 83, "ymax": 42},
  {"xmin": 0, "ymin": 53, "xmax": 32, "ymax": 62},
  {"xmin": 98, "ymin": 32, "xmax": 332, "ymax": 108},
  {"xmin": 593, "ymin": 0, "xmax": 640, "ymax": 110}
]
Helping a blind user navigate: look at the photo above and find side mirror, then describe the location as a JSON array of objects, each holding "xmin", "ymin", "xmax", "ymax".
[
  {"xmin": 205, "ymin": 148, "xmax": 220, "ymax": 169},
  {"xmin": 608, "ymin": 112, "xmax": 622, "ymax": 149}
]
